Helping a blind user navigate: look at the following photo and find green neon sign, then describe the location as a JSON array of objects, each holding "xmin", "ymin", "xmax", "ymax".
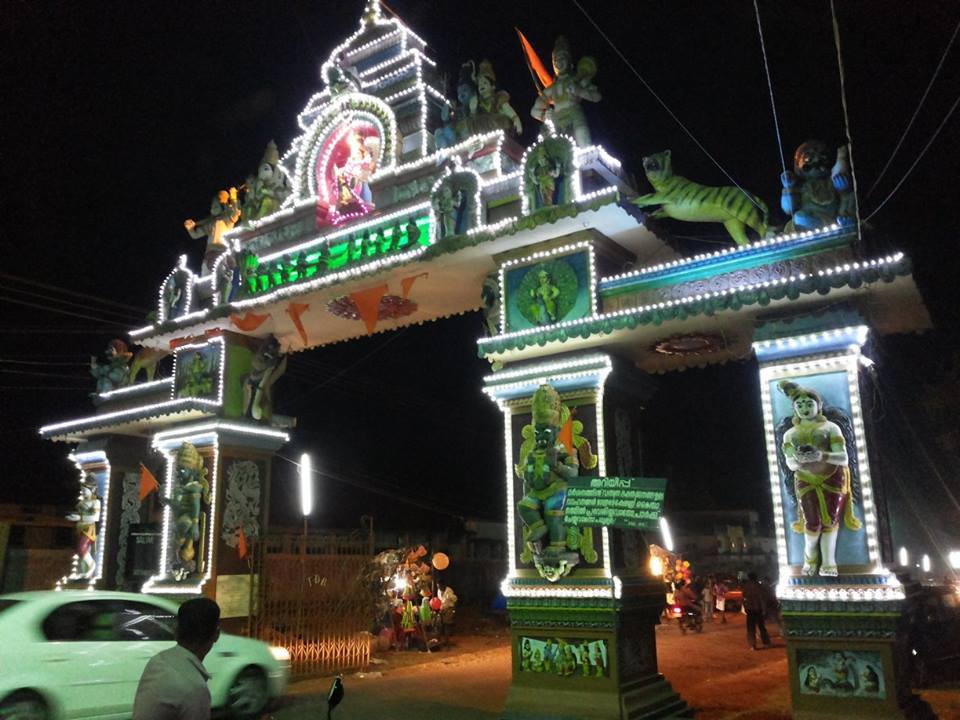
[{"xmin": 241, "ymin": 215, "xmax": 432, "ymax": 297}]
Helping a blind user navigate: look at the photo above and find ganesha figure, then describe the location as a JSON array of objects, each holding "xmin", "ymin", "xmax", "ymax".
[
  {"xmin": 776, "ymin": 380, "xmax": 862, "ymax": 576},
  {"xmin": 781, "ymin": 140, "xmax": 856, "ymax": 232},
  {"xmin": 165, "ymin": 442, "xmax": 210, "ymax": 577},
  {"xmin": 516, "ymin": 384, "xmax": 597, "ymax": 581},
  {"xmin": 66, "ymin": 473, "xmax": 101, "ymax": 579}
]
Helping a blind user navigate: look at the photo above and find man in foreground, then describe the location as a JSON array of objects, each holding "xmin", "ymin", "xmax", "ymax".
[{"xmin": 133, "ymin": 597, "xmax": 221, "ymax": 720}]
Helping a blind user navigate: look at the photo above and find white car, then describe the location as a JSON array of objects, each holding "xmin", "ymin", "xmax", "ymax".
[{"xmin": 0, "ymin": 591, "xmax": 290, "ymax": 719}]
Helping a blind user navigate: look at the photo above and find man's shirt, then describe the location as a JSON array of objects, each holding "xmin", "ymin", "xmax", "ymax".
[{"xmin": 132, "ymin": 644, "xmax": 211, "ymax": 720}]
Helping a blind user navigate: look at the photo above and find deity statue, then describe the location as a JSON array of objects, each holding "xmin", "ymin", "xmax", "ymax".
[
  {"xmin": 163, "ymin": 273, "xmax": 186, "ymax": 319},
  {"xmin": 90, "ymin": 339, "xmax": 132, "ymax": 394},
  {"xmin": 241, "ymin": 140, "xmax": 291, "ymax": 223},
  {"xmin": 431, "ymin": 183, "xmax": 467, "ymax": 239},
  {"xmin": 178, "ymin": 351, "xmax": 215, "ymax": 398},
  {"xmin": 243, "ymin": 337, "xmax": 288, "ymax": 422},
  {"xmin": 475, "ymin": 60, "xmax": 522, "ymax": 135},
  {"xmin": 334, "ymin": 131, "xmax": 379, "ymax": 214},
  {"xmin": 516, "ymin": 384, "xmax": 597, "ymax": 581},
  {"xmin": 480, "ymin": 271, "xmax": 501, "ymax": 337},
  {"xmin": 184, "ymin": 188, "xmax": 241, "ymax": 273},
  {"xmin": 66, "ymin": 473, "xmax": 101, "ymax": 579},
  {"xmin": 530, "ymin": 36, "xmax": 600, "ymax": 146},
  {"xmin": 776, "ymin": 380, "xmax": 862, "ymax": 577},
  {"xmin": 781, "ymin": 140, "xmax": 856, "ymax": 232},
  {"xmin": 166, "ymin": 442, "xmax": 210, "ymax": 576},
  {"xmin": 529, "ymin": 270, "xmax": 561, "ymax": 324}
]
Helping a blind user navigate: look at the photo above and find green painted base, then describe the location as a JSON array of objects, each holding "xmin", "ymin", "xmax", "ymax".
[{"xmin": 503, "ymin": 579, "xmax": 691, "ymax": 719}]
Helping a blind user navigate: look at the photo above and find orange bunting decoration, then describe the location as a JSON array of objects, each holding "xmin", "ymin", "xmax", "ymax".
[
  {"xmin": 350, "ymin": 284, "xmax": 388, "ymax": 334},
  {"xmin": 400, "ymin": 272, "xmax": 428, "ymax": 300},
  {"xmin": 138, "ymin": 463, "xmax": 160, "ymax": 501},
  {"xmin": 230, "ymin": 311, "xmax": 271, "ymax": 332},
  {"xmin": 285, "ymin": 302, "xmax": 311, "ymax": 346},
  {"xmin": 237, "ymin": 526, "xmax": 248, "ymax": 560}
]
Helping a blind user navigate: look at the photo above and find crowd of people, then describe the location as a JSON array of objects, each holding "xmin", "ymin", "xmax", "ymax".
[{"xmin": 670, "ymin": 571, "xmax": 781, "ymax": 649}]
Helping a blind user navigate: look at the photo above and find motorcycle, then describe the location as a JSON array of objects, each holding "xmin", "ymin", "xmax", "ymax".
[{"xmin": 671, "ymin": 604, "xmax": 703, "ymax": 634}]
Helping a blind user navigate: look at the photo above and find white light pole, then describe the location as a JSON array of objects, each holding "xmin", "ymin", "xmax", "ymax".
[
  {"xmin": 300, "ymin": 452, "xmax": 313, "ymax": 517},
  {"xmin": 898, "ymin": 547, "xmax": 908, "ymax": 567},
  {"xmin": 660, "ymin": 516, "xmax": 674, "ymax": 552}
]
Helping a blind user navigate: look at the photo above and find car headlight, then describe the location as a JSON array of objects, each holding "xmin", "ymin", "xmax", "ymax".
[{"xmin": 269, "ymin": 645, "xmax": 291, "ymax": 662}]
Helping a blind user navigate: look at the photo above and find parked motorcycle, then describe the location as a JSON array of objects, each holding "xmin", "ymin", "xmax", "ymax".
[{"xmin": 670, "ymin": 604, "xmax": 703, "ymax": 634}]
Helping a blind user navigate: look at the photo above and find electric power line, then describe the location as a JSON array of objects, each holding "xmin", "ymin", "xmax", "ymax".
[
  {"xmin": 0, "ymin": 295, "xmax": 132, "ymax": 328},
  {"xmin": 0, "ymin": 272, "xmax": 151, "ymax": 315},
  {"xmin": 4, "ymin": 285, "xmax": 144, "ymax": 324}
]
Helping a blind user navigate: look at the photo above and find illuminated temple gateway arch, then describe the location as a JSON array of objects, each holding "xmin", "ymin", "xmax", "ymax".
[{"xmin": 42, "ymin": 4, "xmax": 932, "ymax": 718}]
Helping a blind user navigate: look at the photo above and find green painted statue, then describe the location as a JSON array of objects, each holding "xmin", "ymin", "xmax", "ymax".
[
  {"xmin": 167, "ymin": 442, "xmax": 211, "ymax": 578},
  {"xmin": 631, "ymin": 150, "xmax": 769, "ymax": 246},
  {"xmin": 516, "ymin": 384, "xmax": 597, "ymax": 581},
  {"xmin": 241, "ymin": 140, "xmax": 291, "ymax": 223}
]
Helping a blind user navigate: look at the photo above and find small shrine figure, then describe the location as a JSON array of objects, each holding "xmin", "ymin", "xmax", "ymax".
[
  {"xmin": 480, "ymin": 271, "xmax": 501, "ymax": 337},
  {"xmin": 590, "ymin": 645, "xmax": 604, "ymax": 676},
  {"xmin": 178, "ymin": 351, "xmax": 215, "ymax": 398},
  {"xmin": 453, "ymin": 62, "xmax": 479, "ymax": 139},
  {"xmin": 777, "ymin": 380, "xmax": 862, "ymax": 576},
  {"xmin": 781, "ymin": 140, "xmax": 856, "ymax": 231},
  {"xmin": 543, "ymin": 638, "xmax": 556, "ymax": 672},
  {"xmin": 516, "ymin": 384, "xmax": 581, "ymax": 581},
  {"xmin": 529, "ymin": 269, "xmax": 561, "ymax": 324},
  {"xmin": 243, "ymin": 337, "xmax": 288, "ymax": 422},
  {"xmin": 167, "ymin": 442, "xmax": 210, "ymax": 577},
  {"xmin": 521, "ymin": 639, "xmax": 532, "ymax": 671},
  {"xmin": 90, "ymin": 339, "xmax": 132, "ymax": 394},
  {"xmin": 431, "ymin": 183, "xmax": 467, "ymax": 239},
  {"xmin": 241, "ymin": 140, "xmax": 291, "ymax": 223},
  {"xmin": 531, "ymin": 151, "xmax": 563, "ymax": 207},
  {"xmin": 475, "ymin": 60, "xmax": 522, "ymax": 135},
  {"xmin": 334, "ymin": 131, "xmax": 379, "ymax": 215},
  {"xmin": 579, "ymin": 641, "xmax": 591, "ymax": 677},
  {"xmin": 66, "ymin": 473, "xmax": 101, "ymax": 579},
  {"xmin": 184, "ymin": 188, "xmax": 241, "ymax": 273},
  {"xmin": 530, "ymin": 36, "xmax": 600, "ymax": 146}
]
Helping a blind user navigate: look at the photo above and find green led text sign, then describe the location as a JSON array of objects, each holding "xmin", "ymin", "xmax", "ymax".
[
  {"xmin": 244, "ymin": 215, "xmax": 432, "ymax": 297},
  {"xmin": 565, "ymin": 477, "xmax": 666, "ymax": 530}
]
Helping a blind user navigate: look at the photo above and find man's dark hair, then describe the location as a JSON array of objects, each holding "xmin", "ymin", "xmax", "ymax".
[
  {"xmin": 176, "ymin": 597, "xmax": 220, "ymax": 644},
  {"xmin": 747, "ymin": 572, "xmax": 758, "ymax": 582}
]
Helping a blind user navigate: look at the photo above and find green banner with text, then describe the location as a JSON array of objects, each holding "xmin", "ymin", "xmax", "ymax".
[{"xmin": 565, "ymin": 477, "xmax": 667, "ymax": 530}]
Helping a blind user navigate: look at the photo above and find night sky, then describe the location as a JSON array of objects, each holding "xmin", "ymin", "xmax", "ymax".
[{"xmin": 2, "ymin": 2, "xmax": 958, "ymax": 549}]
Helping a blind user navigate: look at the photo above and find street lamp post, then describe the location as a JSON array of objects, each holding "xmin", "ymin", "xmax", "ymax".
[{"xmin": 298, "ymin": 453, "xmax": 313, "ymax": 659}]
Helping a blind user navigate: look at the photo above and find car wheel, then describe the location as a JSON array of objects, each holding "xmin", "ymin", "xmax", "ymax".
[
  {"xmin": 227, "ymin": 667, "xmax": 268, "ymax": 719},
  {"xmin": 0, "ymin": 691, "xmax": 49, "ymax": 720}
]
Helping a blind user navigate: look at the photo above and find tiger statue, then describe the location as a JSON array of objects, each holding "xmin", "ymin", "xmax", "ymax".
[{"xmin": 632, "ymin": 150, "xmax": 768, "ymax": 246}]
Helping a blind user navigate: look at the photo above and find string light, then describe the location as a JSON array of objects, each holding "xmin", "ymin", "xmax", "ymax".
[{"xmin": 97, "ymin": 377, "xmax": 172, "ymax": 400}]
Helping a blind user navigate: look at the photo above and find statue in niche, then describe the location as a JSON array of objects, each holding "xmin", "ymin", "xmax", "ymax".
[
  {"xmin": 529, "ymin": 269, "xmax": 561, "ymax": 324},
  {"xmin": 163, "ymin": 272, "xmax": 187, "ymax": 319},
  {"xmin": 178, "ymin": 351, "xmax": 216, "ymax": 398},
  {"xmin": 184, "ymin": 188, "xmax": 241, "ymax": 273},
  {"xmin": 241, "ymin": 140, "xmax": 291, "ymax": 223},
  {"xmin": 66, "ymin": 473, "xmax": 101, "ymax": 579},
  {"xmin": 631, "ymin": 150, "xmax": 769, "ymax": 246},
  {"xmin": 516, "ymin": 384, "xmax": 598, "ymax": 581},
  {"xmin": 781, "ymin": 140, "xmax": 856, "ymax": 231},
  {"xmin": 166, "ymin": 442, "xmax": 210, "ymax": 578},
  {"xmin": 243, "ymin": 337, "xmax": 287, "ymax": 422},
  {"xmin": 517, "ymin": 259, "xmax": 579, "ymax": 327},
  {"xmin": 480, "ymin": 271, "xmax": 501, "ymax": 337},
  {"xmin": 523, "ymin": 138, "xmax": 572, "ymax": 210},
  {"xmin": 475, "ymin": 60, "xmax": 522, "ymax": 135},
  {"xmin": 530, "ymin": 36, "xmax": 600, "ymax": 146},
  {"xmin": 90, "ymin": 339, "xmax": 131, "ymax": 394},
  {"xmin": 334, "ymin": 131, "xmax": 379, "ymax": 214},
  {"xmin": 776, "ymin": 380, "xmax": 862, "ymax": 577}
]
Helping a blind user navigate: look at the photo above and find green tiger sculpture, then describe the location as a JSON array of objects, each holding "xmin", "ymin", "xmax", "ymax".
[{"xmin": 632, "ymin": 150, "xmax": 768, "ymax": 246}]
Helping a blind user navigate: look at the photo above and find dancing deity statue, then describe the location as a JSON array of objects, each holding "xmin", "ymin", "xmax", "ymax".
[
  {"xmin": 781, "ymin": 140, "xmax": 856, "ymax": 232},
  {"xmin": 517, "ymin": 384, "xmax": 593, "ymax": 581},
  {"xmin": 167, "ymin": 442, "xmax": 210, "ymax": 576},
  {"xmin": 184, "ymin": 188, "xmax": 241, "ymax": 273},
  {"xmin": 777, "ymin": 380, "xmax": 861, "ymax": 576},
  {"xmin": 90, "ymin": 339, "xmax": 131, "ymax": 394},
  {"xmin": 66, "ymin": 473, "xmax": 101, "ymax": 579},
  {"xmin": 529, "ymin": 270, "xmax": 560, "ymax": 324},
  {"xmin": 243, "ymin": 337, "xmax": 288, "ymax": 422},
  {"xmin": 530, "ymin": 36, "xmax": 600, "ymax": 146},
  {"xmin": 241, "ymin": 140, "xmax": 291, "ymax": 222}
]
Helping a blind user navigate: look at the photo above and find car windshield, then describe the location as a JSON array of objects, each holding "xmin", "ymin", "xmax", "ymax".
[{"xmin": 0, "ymin": 599, "xmax": 21, "ymax": 614}]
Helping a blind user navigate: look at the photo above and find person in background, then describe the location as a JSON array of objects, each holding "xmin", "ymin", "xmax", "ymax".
[
  {"xmin": 438, "ymin": 582, "xmax": 458, "ymax": 645},
  {"xmin": 714, "ymin": 577, "xmax": 728, "ymax": 624},
  {"xmin": 674, "ymin": 580, "xmax": 698, "ymax": 612},
  {"xmin": 761, "ymin": 576, "xmax": 782, "ymax": 637},
  {"xmin": 702, "ymin": 575, "xmax": 716, "ymax": 623},
  {"xmin": 741, "ymin": 572, "xmax": 772, "ymax": 650},
  {"xmin": 133, "ymin": 597, "xmax": 220, "ymax": 720}
]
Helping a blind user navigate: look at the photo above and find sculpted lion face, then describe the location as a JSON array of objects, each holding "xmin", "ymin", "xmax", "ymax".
[{"xmin": 642, "ymin": 150, "xmax": 672, "ymax": 182}]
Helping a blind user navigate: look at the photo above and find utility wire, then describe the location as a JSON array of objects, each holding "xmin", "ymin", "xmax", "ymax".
[
  {"xmin": 571, "ymin": 0, "xmax": 764, "ymax": 212},
  {"xmin": 4, "ymin": 285, "xmax": 144, "ymax": 324},
  {"xmin": 0, "ymin": 272, "xmax": 150, "ymax": 316},
  {"xmin": 863, "ymin": 92, "xmax": 960, "ymax": 224},
  {"xmin": 0, "ymin": 368, "xmax": 89, "ymax": 380},
  {"xmin": 865, "ymin": 17, "xmax": 960, "ymax": 200},
  {"xmin": 753, "ymin": 0, "xmax": 787, "ymax": 176},
  {"xmin": 0, "ymin": 358, "xmax": 88, "ymax": 366},
  {"xmin": 0, "ymin": 295, "xmax": 132, "ymax": 328}
]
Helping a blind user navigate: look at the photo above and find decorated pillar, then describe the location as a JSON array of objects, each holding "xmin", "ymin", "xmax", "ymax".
[
  {"xmin": 485, "ymin": 353, "xmax": 688, "ymax": 720},
  {"xmin": 754, "ymin": 318, "xmax": 926, "ymax": 719}
]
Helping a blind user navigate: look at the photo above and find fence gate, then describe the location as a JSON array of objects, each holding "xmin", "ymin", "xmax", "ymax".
[{"xmin": 254, "ymin": 530, "xmax": 373, "ymax": 676}]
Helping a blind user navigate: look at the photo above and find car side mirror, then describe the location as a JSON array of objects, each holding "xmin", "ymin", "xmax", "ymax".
[{"xmin": 327, "ymin": 675, "xmax": 344, "ymax": 718}]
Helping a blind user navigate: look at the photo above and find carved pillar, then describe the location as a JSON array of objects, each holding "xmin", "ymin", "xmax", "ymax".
[{"xmin": 754, "ymin": 318, "xmax": 929, "ymax": 719}]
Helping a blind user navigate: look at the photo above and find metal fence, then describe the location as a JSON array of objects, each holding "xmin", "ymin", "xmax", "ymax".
[{"xmin": 254, "ymin": 530, "xmax": 374, "ymax": 676}]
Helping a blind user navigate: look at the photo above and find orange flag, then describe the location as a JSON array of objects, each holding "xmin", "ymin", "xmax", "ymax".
[
  {"xmin": 237, "ymin": 526, "xmax": 248, "ymax": 560},
  {"xmin": 516, "ymin": 28, "xmax": 554, "ymax": 91},
  {"xmin": 350, "ymin": 284, "xmax": 388, "ymax": 335},
  {"xmin": 285, "ymin": 302, "xmax": 310, "ymax": 346},
  {"xmin": 400, "ymin": 272, "xmax": 428, "ymax": 300},
  {"xmin": 558, "ymin": 415, "xmax": 575, "ymax": 457},
  {"xmin": 230, "ymin": 311, "xmax": 271, "ymax": 332},
  {"xmin": 139, "ymin": 463, "xmax": 160, "ymax": 501}
]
